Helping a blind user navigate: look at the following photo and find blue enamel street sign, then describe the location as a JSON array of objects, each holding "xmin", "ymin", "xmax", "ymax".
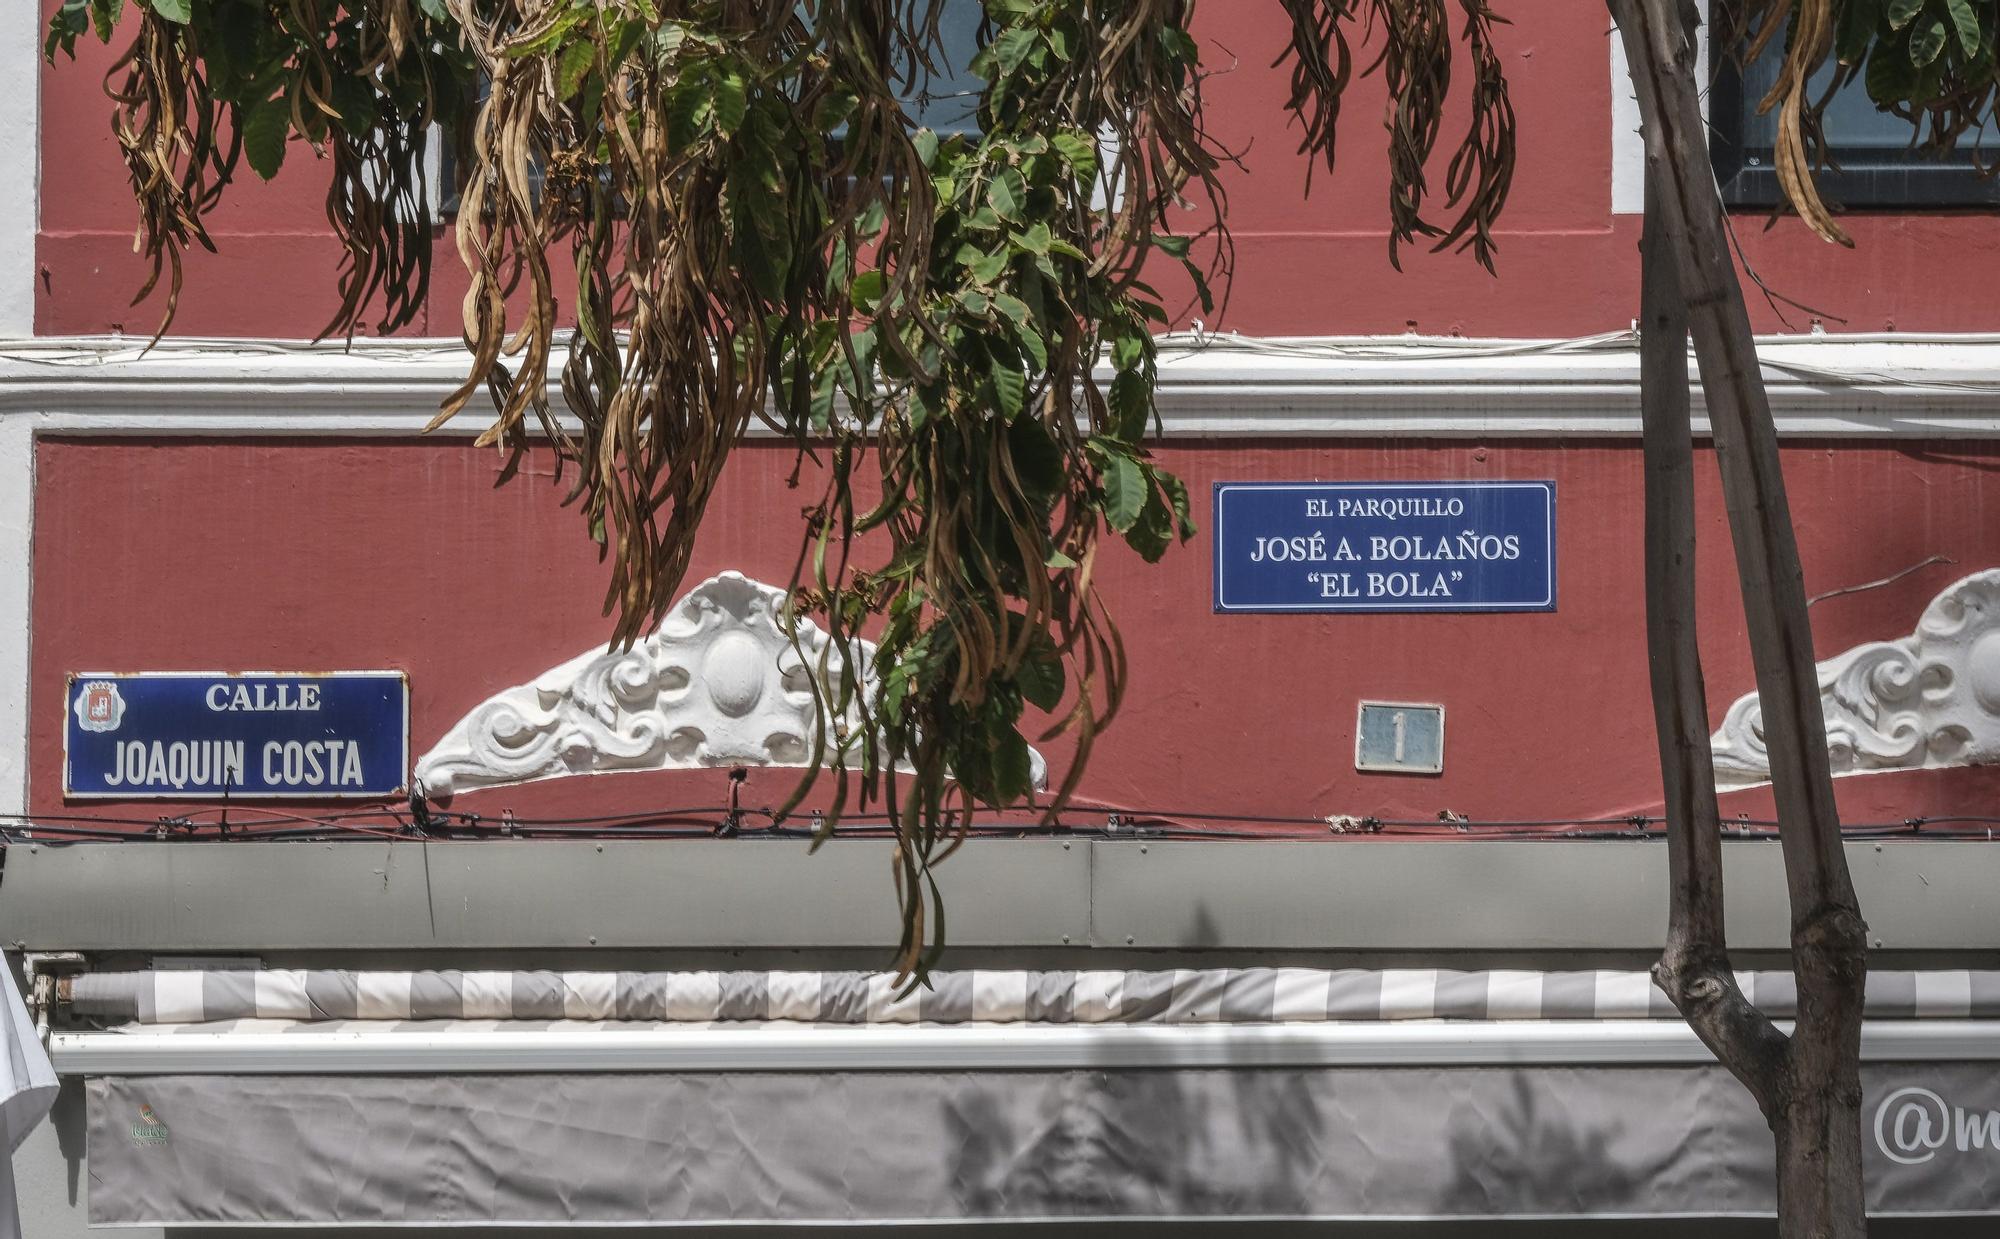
[
  {"xmin": 1213, "ymin": 481, "xmax": 1556, "ymax": 613},
  {"xmin": 64, "ymin": 672, "xmax": 409, "ymax": 799}
]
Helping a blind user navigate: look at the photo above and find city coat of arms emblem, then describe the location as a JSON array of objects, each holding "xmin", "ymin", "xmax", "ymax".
[{"xmin": 76, "ymin": 680, "xmax": 126, "ymax": 733}]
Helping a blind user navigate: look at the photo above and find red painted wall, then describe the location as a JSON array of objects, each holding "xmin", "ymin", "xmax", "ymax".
[
  {"xmin": 31, "ymin": 437, "xmax": 2000, "ymax": 832},
  {"xmin": 35, "ymin": 1, "xmax": 2000, "ymax": 339},
  {"xmin": 30, "ymin": 5, "xmax": 2000, "ymax": 838}
]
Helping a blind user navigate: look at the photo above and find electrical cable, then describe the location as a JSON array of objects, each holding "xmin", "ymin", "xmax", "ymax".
[{"xmin": 5, "ymin": 803, "xmax": 2000, "ymax": 846}]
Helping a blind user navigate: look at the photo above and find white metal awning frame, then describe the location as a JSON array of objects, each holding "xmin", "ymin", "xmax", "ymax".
[{"xmin": 49, "ymin": 1017, "xmax": 2000, "ymax": 1075}]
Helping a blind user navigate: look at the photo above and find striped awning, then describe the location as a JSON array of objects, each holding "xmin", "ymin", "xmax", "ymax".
[
  {"xmin": 58, "ymin": 967, "xmax": 2000, "ymax": 1226},
  {"xmin": 64, "ymin": 966, "xmax": 2000, "ymax": 1026}
]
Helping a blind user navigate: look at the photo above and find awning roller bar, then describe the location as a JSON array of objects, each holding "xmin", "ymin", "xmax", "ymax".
[{"xmin": 49, "ymin": 1017, "xmax": 2000, "ymax": 1075}]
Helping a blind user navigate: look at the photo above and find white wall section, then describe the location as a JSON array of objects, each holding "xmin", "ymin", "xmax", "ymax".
[
  {"xmin": 0, "ymin": 415, "xmax": 33, "ymax": 817},
  {"xmin": 0, "ymin": 0, "xmax": 39, "ymax": 335},
  {"xmin": 1610, "ymin": 2, "xmax": 1709, "ymax": 216}
]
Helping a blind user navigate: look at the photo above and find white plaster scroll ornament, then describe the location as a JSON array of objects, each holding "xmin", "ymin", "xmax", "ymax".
[
  {"xmin": 1711, "ymin": 569, "xmax": 2000, "ymax": 791},
  {"xmin": 414, "ymin": 571, "xmax": 1045, "ymax": 800}
]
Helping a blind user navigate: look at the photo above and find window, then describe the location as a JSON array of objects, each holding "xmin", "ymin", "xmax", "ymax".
[
  {"xmin": 904, "ymin": 0, "xmax": 986, "ymax": 138},
  {"xmin": 436, "ymin": 4, "xmax": 985, "ymax": 217},
  {"xmin": 1712, "ymin": 36, "xmax": 2000, "ymax": 209}
]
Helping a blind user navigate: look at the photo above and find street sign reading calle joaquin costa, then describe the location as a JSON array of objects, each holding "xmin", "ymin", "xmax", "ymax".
[
  {"xmin": 1213, "ymin": 481, "xmax": 1556, "ymax": 613},
  {"xmin": 65, "ymin": 672, "xmax": 409, "ymax": 799}
]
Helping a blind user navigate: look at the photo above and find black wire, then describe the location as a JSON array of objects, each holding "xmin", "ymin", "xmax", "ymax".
[{"xmin": 5, "ymin": 805, "xmax": 2000, "ymax": 844}]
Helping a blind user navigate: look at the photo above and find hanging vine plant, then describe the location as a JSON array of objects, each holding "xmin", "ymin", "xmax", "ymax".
[{"xmin": 47, "ymin": 0, "xmax": 1519, "ymax": 978}]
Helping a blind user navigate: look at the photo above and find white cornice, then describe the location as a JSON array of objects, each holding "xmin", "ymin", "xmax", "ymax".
[{"xmin": 4, "ymin": 331, "xmax": 2000, "ymax": 438}]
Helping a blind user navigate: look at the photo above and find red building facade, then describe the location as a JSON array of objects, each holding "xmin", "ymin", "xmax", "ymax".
[
  {"xmin": 14, "ymin": 2, "xmax": 2000, "ymax": 833},
  {"xmin": 7, "ymin": 3, "xmax": 2000, "ymax": 1234}
]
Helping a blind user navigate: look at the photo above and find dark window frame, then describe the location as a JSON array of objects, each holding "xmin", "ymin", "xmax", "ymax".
[
  {"xmin": 1710, "ymin": 49, "xmax": 2000, "ymax": 210},
  {"xmin": 434, "ymin": 3, "xmax": 985, "ymax": 221}
]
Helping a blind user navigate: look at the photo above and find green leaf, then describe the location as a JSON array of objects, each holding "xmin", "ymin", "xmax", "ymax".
[
  {"xmin": 912, "ymin": 128, "xmax": 939, "ymax": 168},
  {"xmin": 557, "ymin": 40, "xmax": 596, "ymax": 101},
  {"xmin": 329, "ymin": 76, "xmax": 378, "ymax": 135},
  {"xmin": 1014, "ymin": 222, "xmax": 1052, "ymax": 255},
  {"xmin": 1110, "ymin": 329, "xmax": 1146, "ymax": 371},
  {"xmin": 1867, "ymin": 39, "xmax": 1920, "ymax": 102},
  {"xmin": 1887, "ymin": 0, "xmax": 1925, "ymax": 29},
  {"xmin": 45, "ymin": 2, "xmax": 89, "ymax": 60},
  {"xmin": 242, "ymin": 97, "xmax": 290, "ymax": 180},
  {"xmin": 1125, "ymin": 485, "xmax": 1174, "ymax": 563},
  {"xmin": 991, "ymin": 292, "xmax": 1032, "ymax": 329},
  {"xmin": 990, "ymin": 725, "xmax": 1033, "ymax": 805},
  {"xmin": 1008, "ymin": 414, "xmax": 1064, "ymax": 504},
  {"xmin": 989, "ymin": 167, "xmax": 1027, "ymax": 221},
  {"xmin": 990, "ymin": 359, "xmax": 1026, "ymax": 420},
  {"xmin": 990, "ymin": 26, "xmax": 1039, "ymax": 74},
  {"xmin": 666, "ymin": 80, "xmax": 713, "ymax": 150},
  {"xmin": 1153, "ymin": 232, "xmax": 1192, "ymax": 258},
  {"xmin": 147, "ymin": 0, "xmax": 190, "ymax": 21},
  {"xmin": 1159, "ymin": 471, "xmax": 1196, "ymax": 539},
  {"xmin": 505, "ymin": 7, "xmax": 586, "ymax": 56},
  {"xmin": 1835, "ymin": 0, "xmax": 1879, "ymax": 61},
  {"xmin": 1911, "ymin": 15, "xmax": 1949, "ymax": 64},
  {"xmin": 955, "ymin": 244, "xmax": 1006, "ymax": 284},
  {"xmin": 851, "ymin": 269, "xmax": 887, "ymax": 314},
  {"xmin": 1011, "ymin": 320, "xmax": 1048, "ymax": 370},
  {"xmin": 1184, "ymin": 257, "xmax": 1215, "ymax": 314},
  {"xmin": 1051, "ymin": 130, "xmax": 1097, "ymax": 177},
  {"xmin": 713, "ymin": 71, "xmax": 748, "ymax": 136},
  {"xmin": 91, "ymin": 0, "xmax": 124, "ymax": 41},
  {"xmin": 1946, "ymin": 0, "xmax": 1981, "ymax": 55},
  {"xmin": 1108, "ymin": 369, "xmax": 1149, "ymax": 442},
  {"xmin": 809, "ymin": 369, "xmax": 838, "ymax": 430},
  {"xmin": 732, "ymin": 180, "xmax": 792, "ymax": 301},
  {"xmin": 1092, "ymin": 442, "xmax": 1147, "ymax": 532},
  {"xmin": 1017, "ymin": 648, "xmax": 1065, "ymax": 713}
]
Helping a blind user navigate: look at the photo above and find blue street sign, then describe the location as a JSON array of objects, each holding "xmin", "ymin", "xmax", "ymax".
[
  {"xmin": 64, "ymin": 672, "xmax": 409, "ymax": 799},
  {"xmin": 1212, "ymin": 481, "xmax": 1556, "ymax": 613}
]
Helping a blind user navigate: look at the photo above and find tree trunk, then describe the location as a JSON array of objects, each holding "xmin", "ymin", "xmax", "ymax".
[
  {"xmin": 1635, "ymin": 170, "xmax": 1788, "ymax": 1111},
  {"xmin": 1610, "ymin": 1, "xmax": 1871, "ymax": 1234}
]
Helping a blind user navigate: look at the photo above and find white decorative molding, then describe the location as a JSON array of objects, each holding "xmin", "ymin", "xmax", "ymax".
[
  {"xmin": 414, "ymin": 571, "xmax": 1044, "ymax": 801},
  {"xmin": 1712, "ymin": 569, "xmax": 2000, "ymax": 790},
  {"xmin": 9, "ymin": 332, "xmax": 2000, "ymax": 438}
]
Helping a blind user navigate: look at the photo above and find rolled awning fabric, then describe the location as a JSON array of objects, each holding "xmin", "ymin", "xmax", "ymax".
[
  {"xmin": 80, "ymin": 1062, "xmax": 2000, "ymax": 1225},
  {"xmin": 65, "ymin": 968, "xmax": 2000, "ymax": 1226},
  {"xmin": 1, "ymin": 958, "xmax": 58, "ymax": 1239},
  {"xmin": 64, "ymin": 966, "xmax": 2000, "ymax": 1025}
]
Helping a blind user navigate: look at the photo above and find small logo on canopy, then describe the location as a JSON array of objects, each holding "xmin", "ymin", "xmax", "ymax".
[{"xmin": 130, "ymin": 1103, "xmax": 170, "ymax": 1146}]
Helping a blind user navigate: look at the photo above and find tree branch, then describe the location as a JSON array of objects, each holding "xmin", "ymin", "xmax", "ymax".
[
  {"xmin": 1612, "ymin": 0, "xmax": 1870, "ymax": 1230},
  {"xmin": 1610, "ymin": 0, "xmax": 1862, "ymax": 944},
  {"xmin": 1630, "ymin": 50, "xmax": 1789, "ymax": 1111}
]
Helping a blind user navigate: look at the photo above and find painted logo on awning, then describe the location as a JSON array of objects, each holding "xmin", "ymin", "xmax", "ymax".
[{"xmin": 1876, "ymin": 1086, "xmax": 2000, "ymax": 1165}]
